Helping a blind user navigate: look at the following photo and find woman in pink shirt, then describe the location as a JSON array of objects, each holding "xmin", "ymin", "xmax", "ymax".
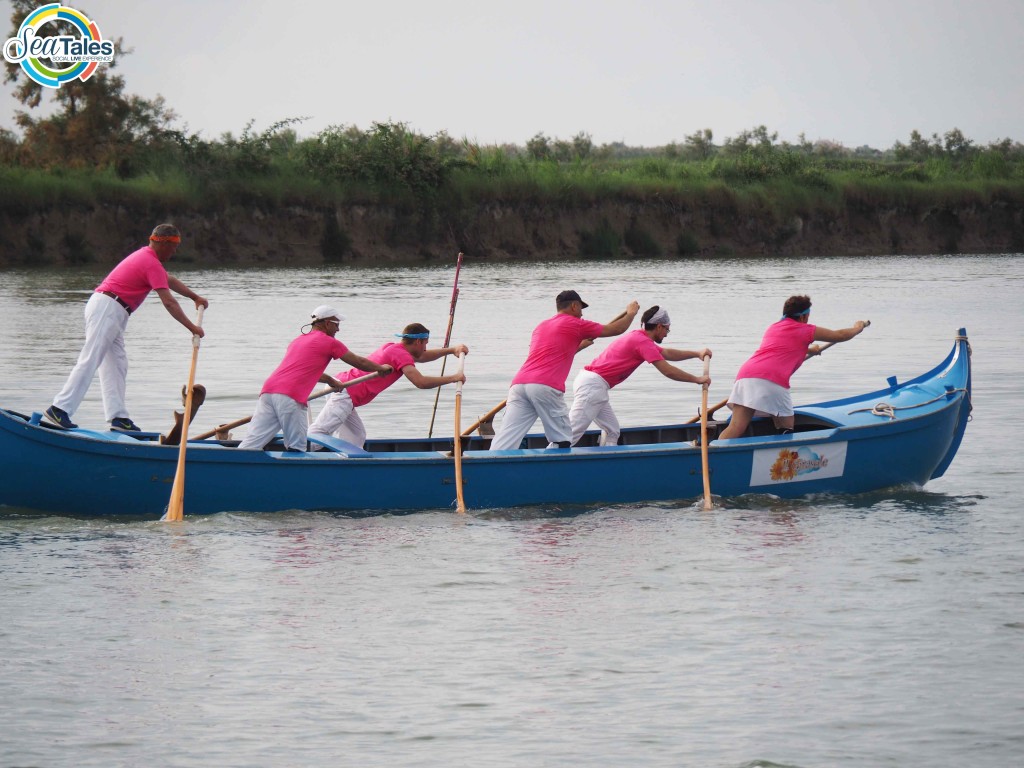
[
  {"xmin": 568, "ymin": 305, "xmax": 711, "ymax": 446},
  {"xmin": 718, "ymin": 295, "xmax": 867, "ymax": 440}
]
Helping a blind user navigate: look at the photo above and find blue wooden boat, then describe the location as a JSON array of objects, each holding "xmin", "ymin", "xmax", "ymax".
[{"xmin": 0, "ymin": 328, "xmax": 972, "ymax": 518}]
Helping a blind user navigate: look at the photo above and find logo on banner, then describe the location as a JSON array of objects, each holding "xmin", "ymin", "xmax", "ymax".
[
  {"xmin": 3, "ymin": 3, "xmax": 114, "ymax": 89},
  {"xmin": 750, "ymin": 442, "xmax": 848, "ymax": 486}
]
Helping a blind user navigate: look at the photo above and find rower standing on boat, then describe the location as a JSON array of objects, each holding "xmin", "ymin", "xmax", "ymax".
[
  {"xmin": 717, "ymin": 295, "xmax": 867, "ymax": 440},
  {"xmin": 489, "ymin": 290, "xmax": 639, "ymax": 451},
  {"xmin": 309, "ymin": 323, "xmax": 469, "ymax": 448},
  {"xmin": 567, "ymin": 305, "xmax": 712, "ymax": 446},
  {"xmin": 45, "ymin": 224, "xmax": 208, "ymax": 432},
  {"xmin": 237, "ymin": 306, "xmax": 392, "ymax": 452}
]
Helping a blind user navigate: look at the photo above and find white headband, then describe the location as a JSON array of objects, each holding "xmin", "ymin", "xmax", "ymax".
[{"xmin": 647, "ymin": 308, "xmax": 670, "ymax": 326}]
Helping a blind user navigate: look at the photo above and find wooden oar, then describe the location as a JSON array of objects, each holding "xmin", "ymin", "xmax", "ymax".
[
  {"xmin": 453, "ymin": 353, "xmax": 467, "ymax": 513},
  {"xmin": 192, "ymin": 371, "xmax": 383, "ymax": 441},
  {"xmin": 685, "ymin": 397, "xmax": 728, "ymax": 424},
  {"xmin": 428, "ymin": 251, "xmax": 464, "ymax": 437},
  {"xmin": 164, "ymin": 307, "xmax": 204, "ymax": 522},
  {"xmin": 699, "ymin": 355, "xmax": 713, "ymax": 511},
  {"xmin": 807, "ymin": 319, "xmax": 871, "ymax": 359}
]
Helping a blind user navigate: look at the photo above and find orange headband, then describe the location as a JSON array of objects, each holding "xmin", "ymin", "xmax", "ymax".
[{"xmin": 150, "ymin": 235, "xmax": 181, "ymax": 243}]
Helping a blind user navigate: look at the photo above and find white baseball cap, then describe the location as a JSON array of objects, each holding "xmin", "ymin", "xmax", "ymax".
[{"xmin": 310, "ymin": 305, "xmax": 345, "ymax": 322}]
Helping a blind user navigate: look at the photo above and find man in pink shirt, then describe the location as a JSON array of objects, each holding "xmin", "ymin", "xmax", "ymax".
[
  {"xmin": 309, "ymin": 322, "xmax": 469, "ymax": 447},
  {"xmin": 718, "ymin": 295, "xmax": 867, "ymax": 440},
  {"xmin": 238, "ymin": 306, "xmax": 393, "ymax": 452},
  {"xmin": 490, "ymin": 290, "xmax": 639, "ymax": 451},
  {"xmin": 568, "ymin": 305, "xmax": 712, "ymax": 446},
  {"xmin": 46, "ymin": 224, "xmax": 208, "ymax": 431}
]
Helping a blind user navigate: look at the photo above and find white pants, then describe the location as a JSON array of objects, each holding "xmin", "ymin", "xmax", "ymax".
[
  {"xmin": 569, "ymin": 370, "xmax": 620, "ymax": 446},
  {"xmin": 308, "ymin": 390, "xmax": 367, "ymax": 447},
  {"xmin": 238, "ymin": 393, "xmax": 309, "ymax": 451},
  {"xmin": 53, "ymin": 292, "xmax": 131, "ymax": 420},
  {"xmin": 490, "ymin": 383, "xmax": 571, "ymax": 450}
]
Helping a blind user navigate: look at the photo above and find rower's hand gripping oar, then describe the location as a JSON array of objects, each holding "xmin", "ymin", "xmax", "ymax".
[
  {"xmin": 163, "ymin": 306, "xmax": 205, "ymax": 522},
  {"xmin": 453, "ymin": 353, "xmax": 467, "ymax": 514}
]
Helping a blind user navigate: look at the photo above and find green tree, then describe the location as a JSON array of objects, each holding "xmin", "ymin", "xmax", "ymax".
[
  {"xmin": 943, "ymin": 128, "xmax": 974, "ymax": 160},
  {"xmin": 3, "ymin": 0, "xmax": 176, "ymax": 172},
  {"xmin": 684, "ymin": 128, "xmax": 714, "ymax": 160},
  {"xmin": 893, "ymin": 130, "xmax": 934, "ymax": 162},
  {"xmin": 721, "ymin": 125, "xmax": 777, "ymax": 157},
  {"xmin": 526, "ymin": 132, "xmax": 552, "ymax": 160}
]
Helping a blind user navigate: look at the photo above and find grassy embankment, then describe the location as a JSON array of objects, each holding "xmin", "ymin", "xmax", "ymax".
[{"xmin": 2, "ymin": 121, "xmax": 1023, "ymax": 259}]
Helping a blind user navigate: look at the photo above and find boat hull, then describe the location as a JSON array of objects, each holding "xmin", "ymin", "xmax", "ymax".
[{"xmin": 0, "ymin": 330, "xmax": 972, "ymax": 517}]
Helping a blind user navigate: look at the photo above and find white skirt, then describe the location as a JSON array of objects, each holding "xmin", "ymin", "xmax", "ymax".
[{"xmin": 727, "ymin": 377, "xmax": 794, "ymax": 417}]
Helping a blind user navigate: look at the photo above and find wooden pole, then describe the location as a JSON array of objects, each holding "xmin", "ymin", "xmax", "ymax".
[
  {"xmin": 700, "ymin": 355, "xmax": 713, "ymax": 511},
  {"xmin": 428, "ymin": 252, "xmax": 464, "ymax": 437},
  {"xmin": 453, "ymin": 353, "xmax": 467, "ymax": 513},
  {"xmin": 163, "ymin": 307, "xmax": 204, "ymax": 522}
]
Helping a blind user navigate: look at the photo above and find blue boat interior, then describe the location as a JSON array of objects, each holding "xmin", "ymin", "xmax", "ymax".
[{"xmin": 5, "ymin": 406, "xmax": 842, "ymax": 454}]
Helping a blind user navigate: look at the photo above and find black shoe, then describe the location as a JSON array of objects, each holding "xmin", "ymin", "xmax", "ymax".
[
  {"xmin": 44, "ymin": 405, "xmax": 77, "ymax": 430},
  {"xmin": 110, "ymin": 417, "xmax": 142, "ymax": 432}
]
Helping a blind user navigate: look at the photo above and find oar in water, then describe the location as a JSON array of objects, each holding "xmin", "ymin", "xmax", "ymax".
[
  {"xmin": 806, "ymin": 319, "xmax": 871, "ymax": 359},
  {"xmin": 699, "ymin": 354, "xmax": 713, "ymax": 511},
  {"xmin": 453, "ymin": 353, "xmax": 467, "ymax": 513},
  {"xmin": 163, "ymin": 307, "xmax": 205, "ymax": 522},
  {"xmin": 192, "ymin": 370, "xmax": 384, "ymax": 442},
  {"xmin": 428, "ymin": 252, "xmax": 464, "ymax": 437}
]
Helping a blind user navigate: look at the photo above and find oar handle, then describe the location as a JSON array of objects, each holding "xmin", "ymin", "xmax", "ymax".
[
  {"xmin": 454, "ymin": 352, "xmax": 466, "ymax": 397},
  {"xmin": 192, "ymin": 306, "xmax": 205, "ymax": 348},
  {"xmin": 701, "ymin": 354, "xmax": 710, "ymax": 388}
]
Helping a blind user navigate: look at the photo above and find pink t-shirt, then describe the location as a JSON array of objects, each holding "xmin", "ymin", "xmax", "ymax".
[
  {"xmin": 261, "ymin": 330, "xmax": 351, "ymax": 405},
  {"xmin": 585, "ymin": 329, "xmax": 666, "ymax": 388},
  {"xmin": 735, "ymin": 318, "xmax": 816, "ymax": 388},
  {"xmin": 334, "ymin": 342, "xmax": 416, "ymax": 407},
  {"xmin": 95, "ymin": 245, "xmax": 170, "ymax": 311},
  {"xmin": 511, "ymin": 313, "xmax": 605, "ymax": 391}
]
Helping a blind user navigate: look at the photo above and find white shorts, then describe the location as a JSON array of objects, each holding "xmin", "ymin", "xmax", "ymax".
[{"xmin": 727, "ymin": 378, "xmax": 793, "ymax": 418}]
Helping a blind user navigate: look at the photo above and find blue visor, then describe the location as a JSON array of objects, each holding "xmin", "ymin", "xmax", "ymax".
[{"xmin": 394, "ymin": 333, "xmax": 430, "ymax": 339}]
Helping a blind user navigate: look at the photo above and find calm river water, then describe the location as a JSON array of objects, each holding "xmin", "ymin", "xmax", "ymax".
[{"xmin": 1, "ymin": 254, "xmax": 1022, "ymax": 767}]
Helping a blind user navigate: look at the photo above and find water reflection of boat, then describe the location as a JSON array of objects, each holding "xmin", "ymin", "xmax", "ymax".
[{"xmin": 0, "ymin": 329, "xmax": 972, "ymax": 518}]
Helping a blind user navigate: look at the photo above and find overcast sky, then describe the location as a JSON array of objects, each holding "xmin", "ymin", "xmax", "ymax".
[{"xmin": 3, "ymin": 0, "xmax": 1022, "ymax": 150}]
